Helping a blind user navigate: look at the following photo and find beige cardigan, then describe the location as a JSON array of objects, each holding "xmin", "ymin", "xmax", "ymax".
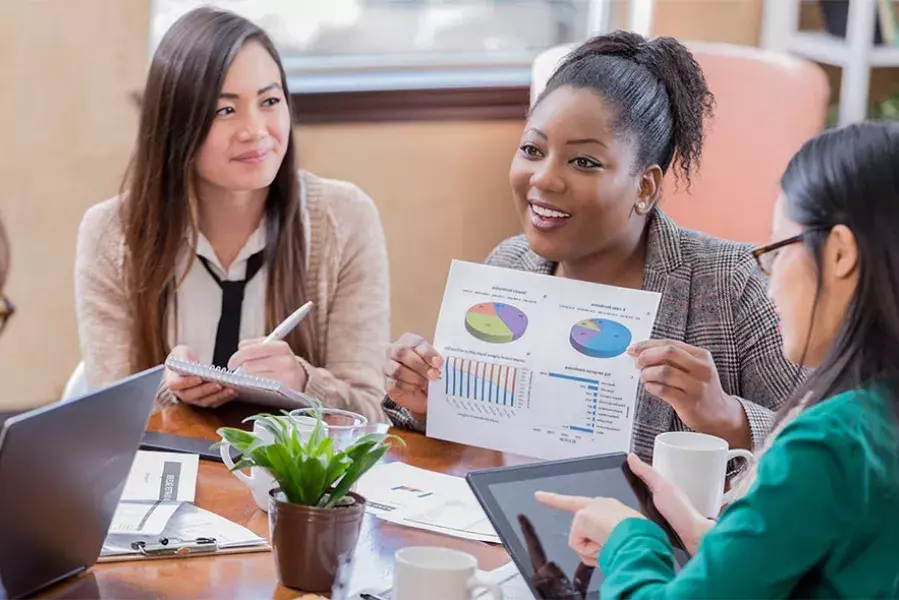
[{"xmin": 74, "ymin": 170, "xmax": 389, "ymax": 423}]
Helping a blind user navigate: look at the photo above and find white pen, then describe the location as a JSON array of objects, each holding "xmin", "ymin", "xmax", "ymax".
[{"xmin": 233, "ymin": 301, "xmax": 314, "ymax": 373}]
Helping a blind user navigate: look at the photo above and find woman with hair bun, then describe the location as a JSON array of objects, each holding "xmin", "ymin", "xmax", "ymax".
[{"xmin": 384, "ymin": 31, "xmax": 797, "ymax": 462}]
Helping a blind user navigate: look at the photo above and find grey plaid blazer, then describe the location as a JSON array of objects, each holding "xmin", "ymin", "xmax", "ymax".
[{"xmin": 384, "ymin": 210, "xmax": 799, "ymax": 462}]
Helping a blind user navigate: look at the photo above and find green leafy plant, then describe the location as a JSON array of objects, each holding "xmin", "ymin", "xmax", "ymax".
[
  {"xmin": 872, "ymin": 92, "xmax": 899, "ymax": 120},
  {"xmin": 214, "ymin": 407, "xmax": 403, "ymax": 508},
  {"xmin": 825, "ymin": 91, "xmax": 899, "ymax": 128}
]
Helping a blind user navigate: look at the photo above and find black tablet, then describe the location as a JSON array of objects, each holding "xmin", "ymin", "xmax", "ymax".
[
  {"xmin": 140, "ymin": 431, "xmax": 240, "ymax": 463},
  {"xmin": 466, "ymin": 453, "xmax": 689, "ymax": 599}
]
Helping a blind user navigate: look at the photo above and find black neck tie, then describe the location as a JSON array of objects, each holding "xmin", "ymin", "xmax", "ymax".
[{"xmin": 198, "ymin": 250, "xmax": 265, "ymax": 368}]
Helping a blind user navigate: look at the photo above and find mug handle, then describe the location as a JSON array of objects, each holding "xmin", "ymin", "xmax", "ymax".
[
  {"xmin": 467, "ymin": 576, "xmax": 503, "ymax": 599},
  {"xmin": 220, "ymin": 442, "xmax": 254, "ymax": 486},
  {"xmin": 721, "ymin": 448, "xmax": 756, "ymax": 505}
]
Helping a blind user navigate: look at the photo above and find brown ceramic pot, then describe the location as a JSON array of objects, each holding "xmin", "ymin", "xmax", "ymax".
[{"xmin": 268, "ymin": 489, "xmax": 366, "ymax": 592}]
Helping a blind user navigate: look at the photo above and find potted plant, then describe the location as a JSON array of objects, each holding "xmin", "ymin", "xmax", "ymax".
[{"xmin": 215, "ymin": 406, "xmax": 402, "ymax": 592}]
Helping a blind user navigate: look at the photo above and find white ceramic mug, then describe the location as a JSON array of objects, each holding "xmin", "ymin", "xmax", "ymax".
[
  {"xmin": 393, "ymin": 547, "xmax": 503, "ymax": 600},
  {"xmin": 652, "ymin": 431, "xmax": 756, "ymax": 519},
  {"xmin": 220, "ymin": 416, "xmax": 324, "ymax": 511}
]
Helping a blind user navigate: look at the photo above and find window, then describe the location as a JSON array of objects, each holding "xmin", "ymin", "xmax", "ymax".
[{"xmin": 150, "ymin": 0, "xmax": 620, "ymax": 93}]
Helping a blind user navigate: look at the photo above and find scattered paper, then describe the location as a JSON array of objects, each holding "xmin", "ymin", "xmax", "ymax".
[
  {"xmin": 107, "ymin": 501, "xmax": 183, "ymax": 536},
  {"xmin": 122, "ymin": 451, "xmax": 199, "ymax": 502},
  {"xmin": 102, "ymin": 503, "xmax": 267, "ymax": 557},
  {"xmin": 427, "ymin": 260, "xmax": 661, "ymax": 460},
  {"xmin": 355, "ymin": 462, "xmax": 499, "ymax": 543},
  {"xmin": 356, "ymin": 461, "xmax": 468, "ymax": 516}
]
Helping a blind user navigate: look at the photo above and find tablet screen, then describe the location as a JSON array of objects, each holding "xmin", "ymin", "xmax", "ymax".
[{"xmin": 469, "ymin": 454, "xmax": 688, "ymax": 599}]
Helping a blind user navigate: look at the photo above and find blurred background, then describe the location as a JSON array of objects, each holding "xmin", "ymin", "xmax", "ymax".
[{"xmin": 1, "ymin": 0, "xmax": 897, "ymax": 408}]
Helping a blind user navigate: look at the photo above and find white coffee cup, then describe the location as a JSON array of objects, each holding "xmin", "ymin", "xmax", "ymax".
[
  {"xmin": 393, "ymin": 547, "xmax": 503, "ymax": 600},
  {"xmin": 220, "ymin": 416, "xmax": 325, "ymax": 512},
  {"xmin": 652, "ymin": 431, "xmax": 756, "ymax": 519}
]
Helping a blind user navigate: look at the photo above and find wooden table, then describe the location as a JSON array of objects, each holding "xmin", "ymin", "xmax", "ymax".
[{"xmin": 44, "ymin": 403, "xmax": 524, "ymax": 599}]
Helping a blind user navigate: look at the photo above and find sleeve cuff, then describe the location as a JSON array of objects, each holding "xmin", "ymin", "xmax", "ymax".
[
  {"xmin": 155, "ymin": 381, "xmax": 179, "ymax": 410},
  {"xmin": 735, "ymin": 396, "xmax": 775, "ymax": 451},
  {"xmin": 382, "ymin": 396, "xmax": 427, "ymax": 434},
  {"xmin": 301, "ymin": 363, "xmax": 330, "ymax": 405},
  {"xmin": 599, "ymin": 518, "xmax": 670, "ymax": 571}
]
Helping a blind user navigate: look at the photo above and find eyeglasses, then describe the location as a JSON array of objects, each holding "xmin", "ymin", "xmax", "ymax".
[
  {"xmin": 0, "ymin": 294, "xmax": 14, "ymax": 336},
  {"xmin": 752, "ymin": 228, "xmax": 830, "ymax": 276}
]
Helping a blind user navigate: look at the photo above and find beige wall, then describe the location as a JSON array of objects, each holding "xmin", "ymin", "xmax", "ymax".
[
  {"xmin": 297, "ymin": 122, "xmax": 524, "ymax": 346},
  {"xmin": 0, "ymin": 0, "xmax": 774, "ymax": 408},
  {"xmin": 0, "ymin": 1, "xmax": 148, "ymax": 408},
  {"xmin": 649, "ymin": 0, "xmax": 763, "ymax": 45}
]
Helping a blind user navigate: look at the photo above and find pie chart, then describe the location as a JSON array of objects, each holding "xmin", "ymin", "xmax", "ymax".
[
  {"xmin": 465, "ymin": 302, "xmax": 529, "ymax": 344},
  {"xmin": 569, "ymin": 318, "xmax": 632, "ymax": 358}
]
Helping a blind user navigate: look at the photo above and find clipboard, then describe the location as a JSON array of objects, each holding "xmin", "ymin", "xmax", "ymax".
[
  {"xmin": 97, "ymin": 536, "xmax": 271, "ymax": 563},
  {"xmin": 99, "ymin": 503, "xmax": 271, "ymax": 562}
]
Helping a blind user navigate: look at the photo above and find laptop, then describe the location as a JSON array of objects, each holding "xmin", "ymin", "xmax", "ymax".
[{"xmin": 0, "ymin": 366, "xmax": 163, "ymax": 599}]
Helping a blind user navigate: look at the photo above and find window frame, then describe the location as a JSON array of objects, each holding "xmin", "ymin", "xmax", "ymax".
[{"xmin": 146, "ymin": 0, "xmax": 655, "ymax": 123}]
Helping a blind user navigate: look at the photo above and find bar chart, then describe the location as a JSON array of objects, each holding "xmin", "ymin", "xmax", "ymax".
[
  {"xmin": 547, "ymin": 371, "xmax": 600, "ymax": 434},
  {"xmin": 442, "ymin": 356, "xmax": 528, "ymax": 415}
]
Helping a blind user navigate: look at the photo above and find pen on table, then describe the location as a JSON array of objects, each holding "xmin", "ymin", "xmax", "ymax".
[
  {"xmin": 232, "ymin": 301, "xmax": 314, "ymax": 373},
  {"xmin": 359, "ymin": 593, "xmax": 389, "ymax": 600}
]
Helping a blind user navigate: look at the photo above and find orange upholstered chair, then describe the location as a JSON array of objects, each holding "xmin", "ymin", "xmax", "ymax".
[{"xmin": 531, "ymin": 42, "xmax": 831, "ymax": 244}]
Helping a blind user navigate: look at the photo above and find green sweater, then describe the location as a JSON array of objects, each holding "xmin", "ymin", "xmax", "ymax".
[{"xmin": 599, "ymin": 389, "xmax": 899, "ymax": 598}]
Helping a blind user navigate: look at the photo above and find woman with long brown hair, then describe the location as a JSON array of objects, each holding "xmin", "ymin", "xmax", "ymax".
[{"xmin": 74, "ymin": 8, "xmax": 388, "ymax": 421}]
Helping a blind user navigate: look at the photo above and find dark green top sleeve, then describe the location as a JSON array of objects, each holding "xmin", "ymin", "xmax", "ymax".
[{"xmin": 598, "ymin": 390, "xmax": 896, "ymax": 599}]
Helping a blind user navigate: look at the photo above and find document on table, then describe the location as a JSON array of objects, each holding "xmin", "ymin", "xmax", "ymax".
[
  {"xmin": 121, "ymin": 451, "xmax": 199, "ymax": 502},
  {"xmin": 101, "ymin": 503, "xmax": 269, "ymax": 558},
  {"xmin": 355, "ymin": 462, "xmax": 500, "ymax": 543},
  {"xmin": 104, "ymin": 451, "xmax": 200, "ymax": 539},
  {"xmin": 107, "ymin": 501, "xmax": 183, "ymax": 536},
  {"xmin": 427, "ymin": 260, "xmax": 661, "ymax": 460}
]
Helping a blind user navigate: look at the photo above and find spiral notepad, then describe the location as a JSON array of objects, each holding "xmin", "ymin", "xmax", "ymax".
[{"xmin": 165, "ymin": 357, "xmax": 314, "ymax": 410}]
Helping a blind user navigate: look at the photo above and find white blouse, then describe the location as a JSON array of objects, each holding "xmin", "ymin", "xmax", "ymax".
[{"xmin": 169, "ymin": 224, "xmax": 268, "ymax": 366}]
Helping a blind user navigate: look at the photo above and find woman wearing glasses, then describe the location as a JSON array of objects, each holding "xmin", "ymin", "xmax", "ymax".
[
  {"xmin": 539, "ymin": 121, "xmax": 899, "ymax": 597},
  {"xmin": 383, "ymin": 32, "xmax": 798, "ymax": 461}
]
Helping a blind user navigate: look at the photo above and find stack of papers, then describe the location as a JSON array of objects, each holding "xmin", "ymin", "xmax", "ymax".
[
  {"xmin": 100, "ymin": 450, "xmax": 269, "ymax": 561},
  {"xmin": 108, "ymin": 501, "xmax": 184, "ymax": 536},
  {"xmin": 104, "ymin": 451, "xmax": 200, "ymax": 537},
  {"xmin": 355, "ymin": 462, "xmax": 500, "ymax": 544},
  {"xmin": 101, "ymin": 503, "xmax": 268, "ymax": 560}
]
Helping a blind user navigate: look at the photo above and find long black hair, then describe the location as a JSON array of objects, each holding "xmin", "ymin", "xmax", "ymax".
[
  {"xmin": 779, "ymin": 121, "xmax": 899, "ymax": 416},
  {"xmin": 536, "ymin": 31, "xmax": 715, "ymax": 187}
]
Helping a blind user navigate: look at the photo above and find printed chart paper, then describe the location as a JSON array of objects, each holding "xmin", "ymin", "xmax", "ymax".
[
  {"xmin": 427, "ymin": 261, "xmax": 661, "ymax": 460},
  {"xmin": 107, "ymin": 501, "xmax": 183, "ymax": 536},
  {"xmin": 355, "ymin": 462, "xmax": 500, "ymax": 543},
  {"xmin": 102, "ymin": 503, "xmax": 268, "ymax": 557}
]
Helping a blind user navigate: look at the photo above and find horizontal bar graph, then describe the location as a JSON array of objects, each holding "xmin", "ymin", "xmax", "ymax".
[
  {"xmin": 444, "ymin": 357, "xmax": 519, "ymax": 406},
  {"xmin": 549, "ymin": 371, "xmax": 599, "ymax": 434}
]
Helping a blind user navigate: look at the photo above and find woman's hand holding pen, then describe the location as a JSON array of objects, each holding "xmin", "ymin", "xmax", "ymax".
[
  {"xmin": 229, "ymin": 339, "xmax": 308, "ymax": 392},
  {"xmin": 165, "ymin": 345, "xmax": 238, "ymax": 407},
  {"xmin": 166, "ymin": 301, "xmax": 314, "ymax": 407}
]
